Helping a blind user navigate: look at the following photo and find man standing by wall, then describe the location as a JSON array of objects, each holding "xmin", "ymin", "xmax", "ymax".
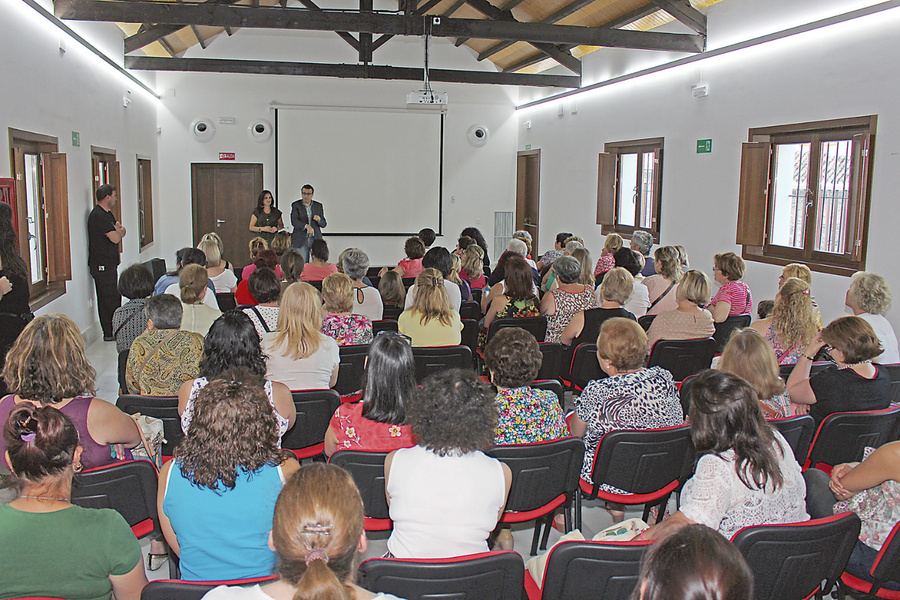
[
  {"xmin": 290, "ymin": 184, "xmax": 326, "ymax": 262},
  {"xmin": 88, "ymin": 184, "xmax": 125, "ymax": 341}
]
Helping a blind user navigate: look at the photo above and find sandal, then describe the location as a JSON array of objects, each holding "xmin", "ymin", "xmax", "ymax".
[{"xmin": 147, "ymin": 553, "xmax": 168, "ymax": 572}]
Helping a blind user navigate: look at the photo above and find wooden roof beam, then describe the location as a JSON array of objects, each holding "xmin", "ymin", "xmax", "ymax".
[{"xmin": 647, "ymin": 0, "xmax": 706, "ymax": 36}]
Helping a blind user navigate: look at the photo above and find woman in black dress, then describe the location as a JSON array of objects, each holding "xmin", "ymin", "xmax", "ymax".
[
  {"xmin": 248, "ymin": 189, "xmax": 283, "ymax": 245},
  {"xmin": 0, "ymin": 202, "xmax": 32, "ymax": 395}
]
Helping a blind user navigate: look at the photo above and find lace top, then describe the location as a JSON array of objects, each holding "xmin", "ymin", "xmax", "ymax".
[
  {"xmin": 181, "ymin": 377, "xmax": 290, "ymax": 442},
  {"xmin": 680, "ymin": 431, "xmax": 809, "ymax": 539},
  {"xmin": 545, "ymin": 286, "xmax": 597, "ymax": 343}
]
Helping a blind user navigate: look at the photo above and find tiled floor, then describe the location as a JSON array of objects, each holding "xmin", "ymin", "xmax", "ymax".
[{"xmin": 83, "ymin": 337, "xmax": 667, "ymax": 582}]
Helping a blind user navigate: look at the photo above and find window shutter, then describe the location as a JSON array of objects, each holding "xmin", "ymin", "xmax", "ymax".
[
  {"xmin": 13, "ymin": 149, "xmax": 28, "ymax": 262},
  {"xmin": 41, "ymin": 152, "xmax": 72, "ymax": 282},
  {"xmin": 736, "ymin": 142, "xmax": 772, "ymax": 246},
  {"xmin": 111, "ymin": 160, "xmax": 123, "ymax": 252},
  {"xmin": 848, "ymin": 133, "xmax": 871, "ymax": 262},
  {"xmin": 596, "ymin": 152, "xmax": 616, "ymax": 226},
  {"xmin": 138, "ymin": 159, "xmax": 154, "ymax": 248},
  {"xmin": 650, "ymin": 147, "xmax": 663, "ymax": 237}
]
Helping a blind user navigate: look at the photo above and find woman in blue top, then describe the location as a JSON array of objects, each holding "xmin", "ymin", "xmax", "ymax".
[{"xmin": 159, "ymin": 371, "xmax": 300, "ymax": 581}]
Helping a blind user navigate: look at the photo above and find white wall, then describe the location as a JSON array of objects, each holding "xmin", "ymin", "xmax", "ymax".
[
  {"xmin": 1, "ymin": 1, "xmax": 159, "ymax": 339},
  {"xmin": 517, "ymin": 0, "xmax": 900, "ymax": 331}
]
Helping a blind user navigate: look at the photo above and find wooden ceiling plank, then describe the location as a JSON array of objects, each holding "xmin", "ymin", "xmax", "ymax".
[{"xmin": 646, "ymin": 0, "xmax": 706, "ymax": 35}]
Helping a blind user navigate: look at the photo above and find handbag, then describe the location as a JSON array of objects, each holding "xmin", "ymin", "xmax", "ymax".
[{"xmin": 129, "ymin": 413, "xmax": 165, "ymax": 470}]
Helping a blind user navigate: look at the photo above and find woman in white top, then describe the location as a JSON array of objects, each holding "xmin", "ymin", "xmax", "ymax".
[
  {"xmin": 343, "ymin": 248, "xmax": 383, "ymax": 321},
  {"xmin": 385, "ymin": 369, "xmax": 512, "ymax": 558},
  {"xmin": 178, "ymin": 264, "xmax": 222, "ymax": 337},
  {"xmin": 643, "ymin": 370, "xmax": 808, "ymax": 541},
  {"xmin": 846, "ymin": 272, "xmax": 899, "ymax": 364},
  {"xmin": 204, "ymin": 463, "xmax": 406, "ymax": 600},
  {"xmin": 199, "ymin": 237, "xmax": 237, "ymax": 293},
  {"xmin": 264, "ymin": 282, "xmax": 340, "ymax": 391}
]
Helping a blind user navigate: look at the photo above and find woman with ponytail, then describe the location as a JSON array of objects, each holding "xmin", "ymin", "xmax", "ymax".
[
  {"xmin": 0, "ymin": 405, "xmax": 147, "ymax": 599},
  {"xmin": 204, "ymin": 463, "xmax": 405, "ymax": 600}
]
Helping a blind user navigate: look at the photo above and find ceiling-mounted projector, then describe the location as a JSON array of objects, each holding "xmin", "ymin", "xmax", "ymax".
[{"xmin": 407, "ymin": 90, "xmax": 448, "ymax": 106}]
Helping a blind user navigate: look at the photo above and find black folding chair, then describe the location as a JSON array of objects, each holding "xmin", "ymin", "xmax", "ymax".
[
  {"xmin": 334, "ymin": 344, "xmax": 370, "ymax": 395},
  {"xmin": 117, "ymin": 395, "xmax": 182, "ymax": 460},
  {"xmin": 713, "ymin": 314, "xmax": 752, "ymax": 352},
  {"xmin": 281, "ymin": 389, "xmax": 342, "ymax": 460},
  {"xmin": 328, "ymin": 450, "xmax": 392, "ymax": 531},
  {"xmin": 412, "ymin": 345, "xmax": 474, "ymax": 382},
  {"xmin": 646, "ymin": 338, "xmax": 716, "ymax": 382}
]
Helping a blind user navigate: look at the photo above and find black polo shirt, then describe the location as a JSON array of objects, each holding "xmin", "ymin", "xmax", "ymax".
[{"xmin": 87, "ymin": 204, "xmax": 119, "ymax": 267}]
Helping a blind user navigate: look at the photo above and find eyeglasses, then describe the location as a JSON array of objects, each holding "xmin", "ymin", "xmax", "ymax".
[{"xmin": 376, "ymin": 330, "xmax": 412, "ymax": 345}]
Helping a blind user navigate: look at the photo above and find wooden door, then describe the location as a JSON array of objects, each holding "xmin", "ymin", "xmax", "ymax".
[
  {"xmin": 191, "ymin": 163, "xmax": 263, "ymax": 266},
  {"xmin": 516, "ymin": 151, "xmax": 541, "ymax": 255}
]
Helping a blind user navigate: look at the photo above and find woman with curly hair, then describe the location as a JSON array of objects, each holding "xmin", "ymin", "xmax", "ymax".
[
  {"xmin": 846, "ymin": 272, "xmax": 898, "ymax": 364},
  {"xmin": 642, "ymin": 246, "xmax": 684, "ymax": 316},
  {"xmin": 398, "ymin": 269, "xmax": 463, "ymax": 347},
  {"xmin": 324, "ymin": 332, "xmax": 417, "ymax": 457},
  {"xmin": 750, "ymin": 277, "xmax": 818, "ymax": 365},
  {"xmin": 321, "ymin": 273, "xmax": 373, "ymax": 346},
  {"xmin": 385, "ymin": 369, "xmax": 512, "ymax": 558},
  {"xmin": 204, "ymin": 464, "xmax": 405, "ymax": 600},
  {"xmin": 719, "ymin": 329, "xmax": 793, "ymax": 418},
  {"xmin": 160, "ymin": 373, "xmax": 300, "ymax": 581},
  {"xmin": 0, "ymin": 314, "xmax": 140, "ymax": 470},
  {"xmin": 264, "ymin": 282, "xmax": 340, "ymax": 390},
  {"xmin": 178, "ymin": 311, "xmax": 295, "ymax": 437}
]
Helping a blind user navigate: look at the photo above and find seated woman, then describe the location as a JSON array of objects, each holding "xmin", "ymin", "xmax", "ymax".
[
  {"xmin": 535, "ymin": 232, "xmax": 572, "ymax": 273},
  {"xmin": 179, "ymin": 264, "xmax": 222, "ymax": 337},
  {"xmin": 242, "ymin": 237, "xmax": 284, "ymax": 281},
  {"xmin": 460, "ymin": 243, "xmax": 486, "ymax": 290},
  {"xmin": 616, "ymin": 247, "xmax": 651, "ymax": 317},
  {"xmin": 324, "ymin": 332, "xmax": 417, "ymax": 457},
  {"xmin": 779, "ymin": 262, "xmax": 821, "ymax": 326},
  {"xmin": 382, "ymin": 236, "xmax": 425, "ymax": 279},
  {"xmin": 264, "ymin": 282, "xmax": 340, "ymax": 390},
  {"xmin": 642, "ymin": 246, "xmax": 683, "ymax": 316},
  {"xmin": 788, "ymin": 315, "xmax": 891, "ymax": 426},
  {"xmin": 386, "ymin": 369, "xmax": 512, "ymax": 558},
  {"xmin": 280, "ymin": 248, "xmax": 305, "ymax": 291},
  {"xmin": 240, "ymin": 267, "xmax": 282, "ymax": 338},
  {"xmin": 404, "ymin": 247, "xmax": 463, "ymax": 312},
  {"xmin": 593, "ymin": 233, "xmax": 623, "ymax": 280},
  {"xmin": 485, "ymin": 327, "xmax": 567, "ymax": 445},
  {"xmin": 846, "ymin": 271, "xmax": 899, "ymax": 364},
  {"xmin": 646, "ymin": 270, "xmax": 715, "ymax": 347},
  {"xmin": 378, "ymin": 269, "xmax": 406, "ymax": 310},
  {"xmin": 448, "ymin": 253, "xmax": 472, "ymax": 302},
  {"xmin": 0, "ymin": 406, "xmax": 147, "ymax": 599},
  {"xmin": 481, "ymin": 249, "xmax": 536, "ymax": 313},
  {"xmin": 561, "ymin": 267, "xmax": 636, "ymax": 348},
  {"xmin": 155, "ymin": 247, "xmax": 215, "ymax": 297},
  {"xmin": 236, "ymin": 250, "xmax": 279, "ymax": 306},
  {"xmin": 709, "ymin": 252, "xmax": 753, "ymax": 322},
  {"xmin": 199, "ymin": 236, "xmax": 237, "ymax": 293},
  {"xmin": 178, "ymin": 311, "xmax": 295, "ymax": 436},
  {"xmin": 270, "ymin": 230, "xmax": 291, "ymax": 259},
  {"xmin": 160, "ymin": 374, "xmax": 300, "ymax": 581},
  {"xmin": 398, "ymin": 269, "xmax": 463, "ymax": 347},
  {"xmin": 569, "ymin": 318, "xmax": 682, "ymax": 517},
  {"xmin": 541, "ymin": 255, "xmax": 598, "ymax": 343},
  {"xmin": 719, "ymin": 329, "xmax": 792, "ymax": 418},
  {"xmin": 321, "ymin": 273, "xmax": 373, "ymax": 347},
  {"xmin": 480, "ymin": 255, "xmax": 541, "ymax": 347},
  {"xmin": 300, "ymin": 239, "xmax": 339, "ymax": 282},
  {"xmin": 343, "ymin": 248, "xmax": 383, "ymax": 321},
  {"xmin": 200, "ymin": 232, "xmax": 234, "ymax": 270},
  {"xmin": 461, "ymin": 226, "xmax": 491, "ymax": 268},
  {"xmin": 749, "ymin": 277, "xmax": 818, "ymax": 365},
  {"xmin": 0, "ymin": 314, "xmax": 141, "ymax": 471},
  {"xmin": 570, "ymin": 247, "xmax": 596, "ymax": 289},
  {"xmin": 204, "ymin": 463, "xmax": 406, "ymax": 600},
  {"xmin": 643, "ymin": 370, "xmax": 808, "ymax": 541},
  {"xmin": 112, "ymin": 263, "xmax": 153, "ymax": 355}
]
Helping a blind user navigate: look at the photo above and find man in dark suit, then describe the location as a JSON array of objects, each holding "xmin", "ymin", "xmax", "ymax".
[{"xmin": 290, "ymin": 183, "xmax": 327, "ymax": 262}]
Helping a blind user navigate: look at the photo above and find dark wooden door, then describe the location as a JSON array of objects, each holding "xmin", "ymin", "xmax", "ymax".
[
  {"xmin": 516, "ymin": 150, "xmax": 541, "ymax": 255},
  {"xmin": 191, "ymin": 163, "xmax": 263, "ymax": 267}
]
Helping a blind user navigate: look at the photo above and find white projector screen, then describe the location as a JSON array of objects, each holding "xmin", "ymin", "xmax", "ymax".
[{"xmin": 275, "ymin": 106, "xmax": 443, "ymax": 236}]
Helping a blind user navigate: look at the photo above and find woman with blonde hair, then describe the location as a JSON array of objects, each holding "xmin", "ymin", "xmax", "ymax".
[
  {"xmin": 846, "ymin": 271, "xmax": 899, "ymax": 364},
  {"xmin": 198, "ymin": 237, "xmax": 237, "ymax": 293},
  {"xmin": 646, "ymin": 270, "xmax": 715, "ymax": 347},
  {"xmin": 570, "ymin": 247, "xmax": 596, "ymax": 287},
  {"xmin": 200, "ymin": 232, "xmax": 233, "ymax": 269},
  {"xmin": 179, "ymin": 264, "xmax": 222, "ymax": 336},
  {"xmin": 204, "ymin": 463, "xmax": 405, "ymax": 600},
  {"xmin": 594, "ymin": 233, "xmax": 624, "ymax": 278},
  {"xmin": 448, "ymin": 253, "xmax": 472, "ymax": 301},
  {"xmin": 0, "ymin": 314, "xmax": 141, "ymax": 470},
  {"xmin": 642, "ymin": 246, "xmax": 683, "ymax": 316},
  {"xmin": 398, "ymin": 269, "xmax": 462, "ymax": 347},
  {"xmin": 264, "ymin": 282, "xmax": 340, "ymax": 390},
  {"xmin": 750, "ymin": 277, "xmax": 818, "ymax": 365},
  {"xmin": 720, "ymin": 329, "xmax": 792, "ymax": 418},
  {"xmin": 321, "ymin": 273, "xmax": 373, "ymax": 347},
  {"xmin": 270, "ymin": 230, "xmax": 292, "ymax": 258},
  {"xmin": 460, "ymin": 243, "xmax": 486, "ymax": 290}
]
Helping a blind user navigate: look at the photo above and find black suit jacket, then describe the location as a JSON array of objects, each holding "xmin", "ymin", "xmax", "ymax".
[{"xmin": 290, "ymin": 199, "xmax": 327, "ymax": 249}]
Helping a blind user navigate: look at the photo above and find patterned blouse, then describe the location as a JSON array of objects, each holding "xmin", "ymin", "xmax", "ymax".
[
  {"xmin": 760, "ymin": 390, "xmax": 792, "ymax": 419},
  {"xmin": 125, "ymin": 329, "xmax": 204, "ymax": 396},
  {"xmin": 112, "ymin": 298, "xmax": 149, "ymax": 354},
  {"xmin": 593, "ymin": 253, "xmax": 615, "ymax": 277},
  {"xmin": 575, "ymin": 367, "xmax": 683, "ymax": 485},
  {"xmin": 764, "ymin": 322, "xmax": 803, "ymax": 365},
  {"xmin": 479, "ymin": 296, "xmax": 540, "ymax": 349},
  {"xmin": 329, "ymin": 401, "xmax": 416, "ymax": 453},
  {"xmin": 494, "ymin": 387, "xmax": 568, "ymax": 445},
  {"xmin": 545, "ymin": 286, "xmax": 598, "ymax": 343},
  {"xmin": 322, "ymin": 314, "xmax": 373, "ymax": 346}
]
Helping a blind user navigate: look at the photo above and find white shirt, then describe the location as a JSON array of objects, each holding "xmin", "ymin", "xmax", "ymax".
[
  {"xmin": 262, "ymin": 332, "xmax": 339, "ymax": 391},
  {"xmin": 353, "ymin": 286, "xmax": 384, "ymax": 321},
  {"xmin": 859, "ymin": 313, "xmax": 900, "ymax": 364},
  {"xmin": 404, "ymin": 280, "xmax": 462, "ymax": 312},
  {"xmin": 203, "ymin": 585, "xmax": 405, "ymax": 600},
  {"xmin": 208, "ymin": 269, "xmax": 238, "ymax": 293},
  {"xmin": 165, "ymin": 282, "xmax": 220, "ymax": 310},
  {"xmin": 622, "ymin": 278, "xmax": 650, "ymax": 317}
]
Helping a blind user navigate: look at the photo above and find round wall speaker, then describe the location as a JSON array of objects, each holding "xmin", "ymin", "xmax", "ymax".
[
  {"xmin": 248, "ymin": 119, "xmax": 273, "ymax": 142},
  {"xmin": 191, "ymin": 118, "xmax": 216, "ymax": 142},
  {"xmin": 467, "ymin": 125, "xmax": 489, "ymax": 147}
]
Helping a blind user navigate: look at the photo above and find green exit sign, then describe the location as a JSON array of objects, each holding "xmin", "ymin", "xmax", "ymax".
[
  {"xmin": 696, "ymin": 138, "xmax": 712, "ymax": 153},
  {"xmin": 525, "ymin": 144, "xmax": 532, "ymax": 150},
  {"xmin": 72, "ymin": 131, "xmax": 80, "ymax": 147}
]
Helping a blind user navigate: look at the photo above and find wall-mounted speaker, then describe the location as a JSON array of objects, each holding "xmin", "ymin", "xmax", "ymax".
[
  {"xmin": 191, "ymin": 118, "xmax": 216, "ymax": 142},
  {"xmin": 467, "ymin": 124, "xmax": 489, "ymax": 147},
  {"xmin": 248, "ymin": 119, "xmax": 273, "ymax": 142}
]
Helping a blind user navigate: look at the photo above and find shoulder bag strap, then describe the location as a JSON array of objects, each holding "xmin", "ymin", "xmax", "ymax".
[
  {"xmin": 249, "ymin": 306, "xmax": 271, "ymax": 333},
  {"xmin": 648, "ymin": 280, "xmax": 677, "ymax": 311},
  {"xmin": 113, "ymin": 306, "xmax": 144, "ymax": 338}
]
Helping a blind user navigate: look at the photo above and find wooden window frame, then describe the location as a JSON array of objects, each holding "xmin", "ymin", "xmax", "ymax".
[
  {"xmin": 136, "ymin": 157, "xmax": 153, "ymax": 249},
  {"xmin": 8, "ymin": 129, "xmax": 70, "ymax": 308},
  {"xmin": 596, "ymin": 137, "xmax": 664, "ymax": 243},
  {"xmin": 92, "ymin": 147, "xmax": 123, "ymax": 253},
  {"xmin": 736, "ymin": 116, "xmax": 876, "ymax": 277}
]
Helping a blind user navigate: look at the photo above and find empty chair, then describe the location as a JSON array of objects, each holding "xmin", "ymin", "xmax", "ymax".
[
  {"xmin": 371, "ymin": 319, "xmax": 398, "ymax": 335},
  {"xmin": 357, "ymin": 551, "xmax": 525, "ymax": 600},
  {"xmin": 732, "ymin": 512, "xmax": 861, "ymax": 600},
  {"xmin": 638, "ymin": 314, "xmax": 656, "ymax": 332},
  {"xmin": 769, "ymin": 415, "xmax": 816, "ymax": 464},
  {"xmin": 488, "ymin": 437, "xmax": 584, "ymax": 555},
  {"xmin": 532, "ymin": 379, "xmax": 565, "ymax": 410},
  {"xmin": 117, "ymin": 394, "xmax": 182, "ymax": 460},
  {"xmin": 382, "ymin": 305, "xmax": 403, "ymax": 320},
  {"xmin": 141, "ymin": 576, "xmax": 278, "ymax": 600},
  {"xmin": 487, "ymin": 316, "xmax": 548, "ymax": 344},
  {"xmin": 214, "ymin": 292, "xmax": 236, "ymax": 312},
  {"xmin": 334, "ymin": 344, "xmax": 370, "ymax": 395},
  {"xmin": 328, "ymin": 450, "xmax": 392, "ymax": 531},
  {"xmin": 536, "ymin": 342, "xmax": 566, "ymax": 383},
  {"xmin": 461, "ymin": 318, "xmax": 480, "ymax": 358},
  {"xmin": 525, "ymin": 539, "xmax": 652, "ymax": 600},
  {"xmin": 713, "ymin": 314, "xmax": 752, "ymax": 352},
  {"xmin": 280, "ymin": 389, "xmax": 342, "ymax": 459},
  {"xmin": 839, "ymin": 518, "xmax": 900, "ymax": 599},
  {"xmin": 646, "ymin": 338, "xmax": 716, "ymax": 382},
  {"xmin": 561, "ymin": 343, "xmax": 607, "ymax": 392},
  {"xmin": 412, "ymin": 345, "xmax": 474, "ymax": 382},
  {"xmin": 459, "ymin": 300, "xmax": 482, "ymax": 321},
  {"xmin": 806, "ymin": 406, "xmax": 900, "ymax": 472},
  {"xmin": 884, "ymin": 363, "xmax": 900, "ymax": 404},
  {"xmin": 71, "ymin": 459, "xmax": 161, "ymax": 540}
]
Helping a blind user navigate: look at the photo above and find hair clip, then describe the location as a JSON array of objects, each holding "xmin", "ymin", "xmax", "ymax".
[
  {"xmin": 21, "ymin": 432, "xmax": 36, "ymax": 443},
  {"xmin": 301, "ymin": 523, "xmax": 333, "ymax": 535},
  {"xmin": 304, "ymin": 548, "xmax": 329, "ymax": 566},
  {"xmin": 802, "ymin": 289, "xmax": 810, "ymax": 295}
]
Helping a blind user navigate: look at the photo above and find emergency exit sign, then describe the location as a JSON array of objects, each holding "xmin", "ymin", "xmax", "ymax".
[
  {"xmin": 219, "ymin": 152, "xmax": 236, "ymax": 160},
  {"xmin": 696, "ymin": 139, "xmax": 712, "ymax": 153}
]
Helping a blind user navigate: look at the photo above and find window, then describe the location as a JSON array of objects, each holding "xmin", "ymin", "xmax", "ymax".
[
  {"xmin": 737, "ymin": 116, "xmax": 876, "ymax": 276},
  {"xmin": 9, "ymin": 129, "xmax": 71, "ymax": 306},
  {"xmin": 137, "ymin": 158, "xmax": 153, "ymax": 248},
  {"xmin": 596, "ymin": 137, "xmax": 664, "ymax": 241}
]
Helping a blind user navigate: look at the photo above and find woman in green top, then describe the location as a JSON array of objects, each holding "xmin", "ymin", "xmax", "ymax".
[
  {"xmin": 0, "ymin": 405, "xmax": 147, "ymax": 600},
  {"xmin": 249, "ymin": 189, "xmax": 284, "ymax": 245}
]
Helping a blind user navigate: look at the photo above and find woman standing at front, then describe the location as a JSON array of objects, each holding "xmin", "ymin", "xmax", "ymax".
[{"xmin": 248, "ymin": 190, "xmax": 283, "ymax": 246}]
